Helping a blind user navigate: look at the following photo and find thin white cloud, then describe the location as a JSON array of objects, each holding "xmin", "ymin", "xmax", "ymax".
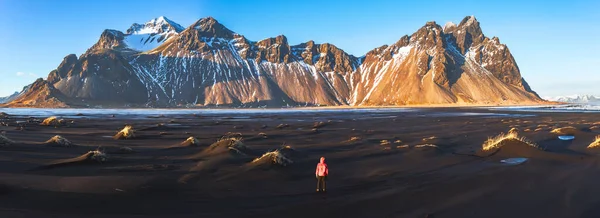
[{"xmin": 15, "ymin": 72, "xmax": 37, "ymax": 77}]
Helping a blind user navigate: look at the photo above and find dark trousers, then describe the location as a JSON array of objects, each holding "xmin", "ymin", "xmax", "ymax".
[{"xmin": 316, "ymin": 176, "xmax": 327, "ymax": 191}]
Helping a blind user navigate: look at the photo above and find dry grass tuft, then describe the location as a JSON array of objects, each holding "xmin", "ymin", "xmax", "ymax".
[
  {"xmin": 223, "ymin": 132, "xmax": 243, "ymax": 138},
  {"xmin": 380, "ymin": 140, "xmax": 390, "ymax": 145},
  {"xmin": 182, "ymin": 136, "xmax": 200, "ymax": 146},
  {"xmin": 396, "ymin": 144, "xmax": 410, "ymax": 149},
  {"xmin": 508, "ymin": 127, "xmax": 519, "ymax": 135},
  {"xmin": 114, "ymin": 125, "xmax": 135, "ymax": 140},
  {"xmin": 587, "ymin": 136, "xmax": 600, "ymax": 149},
  {"xmin": 41, "ymin": 116, "xmax": 64, "ymax": 126},
  {"xmin": 0, "ymin": 134, "xmax": 15, "ymax": 146},
  {"xmin": 45, "ymin": 135, "xmax": 73, "ymax": 147},
  {"xmin": 415, "ymin": 144, "xmax": 438, "ymax": 148},
  {"xmin": 481, "ymin": 131, "xmax": 538, "ymax": 151},
  {"xmin": 349, "ymin": 136, "xmax": 361, "ymax": 141},
  {"xmin": 252, "ymin": 149, "xmax": 293, "ymax": 166},
  {"xmin": 313, "ymin": 121, "xmax": 326, "ymax": 129},
  {"xmin": 258, "ymin": 132, "xmax": 268, "ymax": 138},
  {"xmin": 422, "ymin": 136, "xmax": 437, "ymax": 141},
  {"xmin": 88, "ymin": 150, "xmax": 109, "ymax": 162},
  {"xmin": 550, "ymin": 126, "xmax": 578, "ymax": 135},
  {"xmin": 276, "ymin": 124, "xmax": 290, "ymax": 129},
  {"xmin": 206, "ymin": 137, "xmax": 246, "ymax": 155}
]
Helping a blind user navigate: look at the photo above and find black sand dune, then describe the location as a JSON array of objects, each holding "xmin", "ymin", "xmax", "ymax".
[
  {"xmin": 165, "ymin": 137, "xmax": 204, "ymax": 149},
  {"xmin": 38, "ymin": 150, "xmax": 109, "ymax": 169}
]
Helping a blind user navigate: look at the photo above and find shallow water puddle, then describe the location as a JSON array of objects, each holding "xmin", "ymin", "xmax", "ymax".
[
  {"xmin": 500, "ymin": 158, "xmax": 528, "ymax": 165},
  {"xmin": 558, "ymin": 135, "xmax": 575, "ymax": 140}
]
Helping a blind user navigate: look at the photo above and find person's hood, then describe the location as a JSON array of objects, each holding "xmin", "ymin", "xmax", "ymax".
[{"xmin": 320, "ymin": 157, "xmax": 325, "ymax": 164}]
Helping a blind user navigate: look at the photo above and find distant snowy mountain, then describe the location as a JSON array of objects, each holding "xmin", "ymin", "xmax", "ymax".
[
  {"xmin": 548, "ymin": 95, "xmax": 600, "ymax": 104},
  {"xmin": 0, "ymin": 92, "xmax": 19, "ymax": 103}
]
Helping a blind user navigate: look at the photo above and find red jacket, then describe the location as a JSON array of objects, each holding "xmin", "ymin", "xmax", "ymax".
[{"xmin": 315, "ymin": 157, "xmax": 328, "ymax": 177}]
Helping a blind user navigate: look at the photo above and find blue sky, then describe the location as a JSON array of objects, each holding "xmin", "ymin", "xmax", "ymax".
[{"xmin": 0, "ymin": 0, "xmax": 598, "ymax": 98}]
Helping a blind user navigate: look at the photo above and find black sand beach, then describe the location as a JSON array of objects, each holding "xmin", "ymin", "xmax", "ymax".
[{"xmin": 1, "ymin": 108, "xmax": 600, "ymax": 218}]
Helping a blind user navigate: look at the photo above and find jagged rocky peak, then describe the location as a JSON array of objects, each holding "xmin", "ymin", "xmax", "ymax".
[
  {"xmin": 316, "ymin": 43, "xmax": 360, "ymax": 73},
  {"xmin": 86, "ymin": 29, "xmax": 126, "ymax": 53},
  {"xmin": 47, "ymin": 54, "xmax": 80, "ymax": 84},
  {"xmin": 255, "ymin": 35, "xmax": 293, "ymax": 63},
  {"xmin": 126, "ymin": 16, "xmax": 184, "ymax": 35},
  {"xmin": 443, "ymin": 21, "xmax": 457, "ymax": 32},
  {"xmin": 451, "ymin": 15, "xmax": 485, "ymax": 54},
  {"xmin": 151, "ymin": 17, "xmax": 236, "ymax": 54},
  {"xmin": 469, "ymin": 34, "xmax": 523, "ymax": 86},
  {"xmin": 410, "ymin": 21, "xmax": 444, "ymax": 46},
  {"xmin": 189, "ymin": 16, "xmax": 235, "ymax": 39}
]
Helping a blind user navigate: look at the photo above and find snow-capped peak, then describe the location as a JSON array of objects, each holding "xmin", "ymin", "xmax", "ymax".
[
  {"xmin": 126, "ymin": 16, "xmax": 184, "ymax": 35},
  {"xmin": 124, "ymin": 16, "xmax": 184, "ymax": 52}
]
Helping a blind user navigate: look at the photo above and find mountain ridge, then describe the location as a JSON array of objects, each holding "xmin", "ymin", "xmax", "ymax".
[{"xmin": 3, "ymin": 16, "xmax": 544, "ymax": 108}]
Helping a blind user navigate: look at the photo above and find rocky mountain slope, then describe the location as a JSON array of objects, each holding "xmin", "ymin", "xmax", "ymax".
[{"xmin": 4, "ymin": 16, "xmax": 543, "ymax": 108}]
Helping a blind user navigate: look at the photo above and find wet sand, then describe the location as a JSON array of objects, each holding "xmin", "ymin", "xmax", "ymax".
[{"xmin": 1, "ymin": 108, "xmax": 600, "ymax": 218}]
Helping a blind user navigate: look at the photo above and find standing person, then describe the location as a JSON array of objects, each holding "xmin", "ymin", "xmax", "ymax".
[{"xmin": 315, "ymin": 157, "xmax": 328, "ymax": 192}]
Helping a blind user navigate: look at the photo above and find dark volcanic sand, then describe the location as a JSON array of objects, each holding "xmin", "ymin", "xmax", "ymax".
[{"xmin": 1, "ymin": 108, "xmax": 600, "ymax": 218}]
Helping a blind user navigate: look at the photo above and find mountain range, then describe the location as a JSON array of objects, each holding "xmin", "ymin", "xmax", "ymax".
[
  {"xmin": 3, "ymin": 15, "xmax": 543, "ymax": 108},
  {"xmin": 547, "ymin": 95, "xmax": 600, "ymax": 104}
]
